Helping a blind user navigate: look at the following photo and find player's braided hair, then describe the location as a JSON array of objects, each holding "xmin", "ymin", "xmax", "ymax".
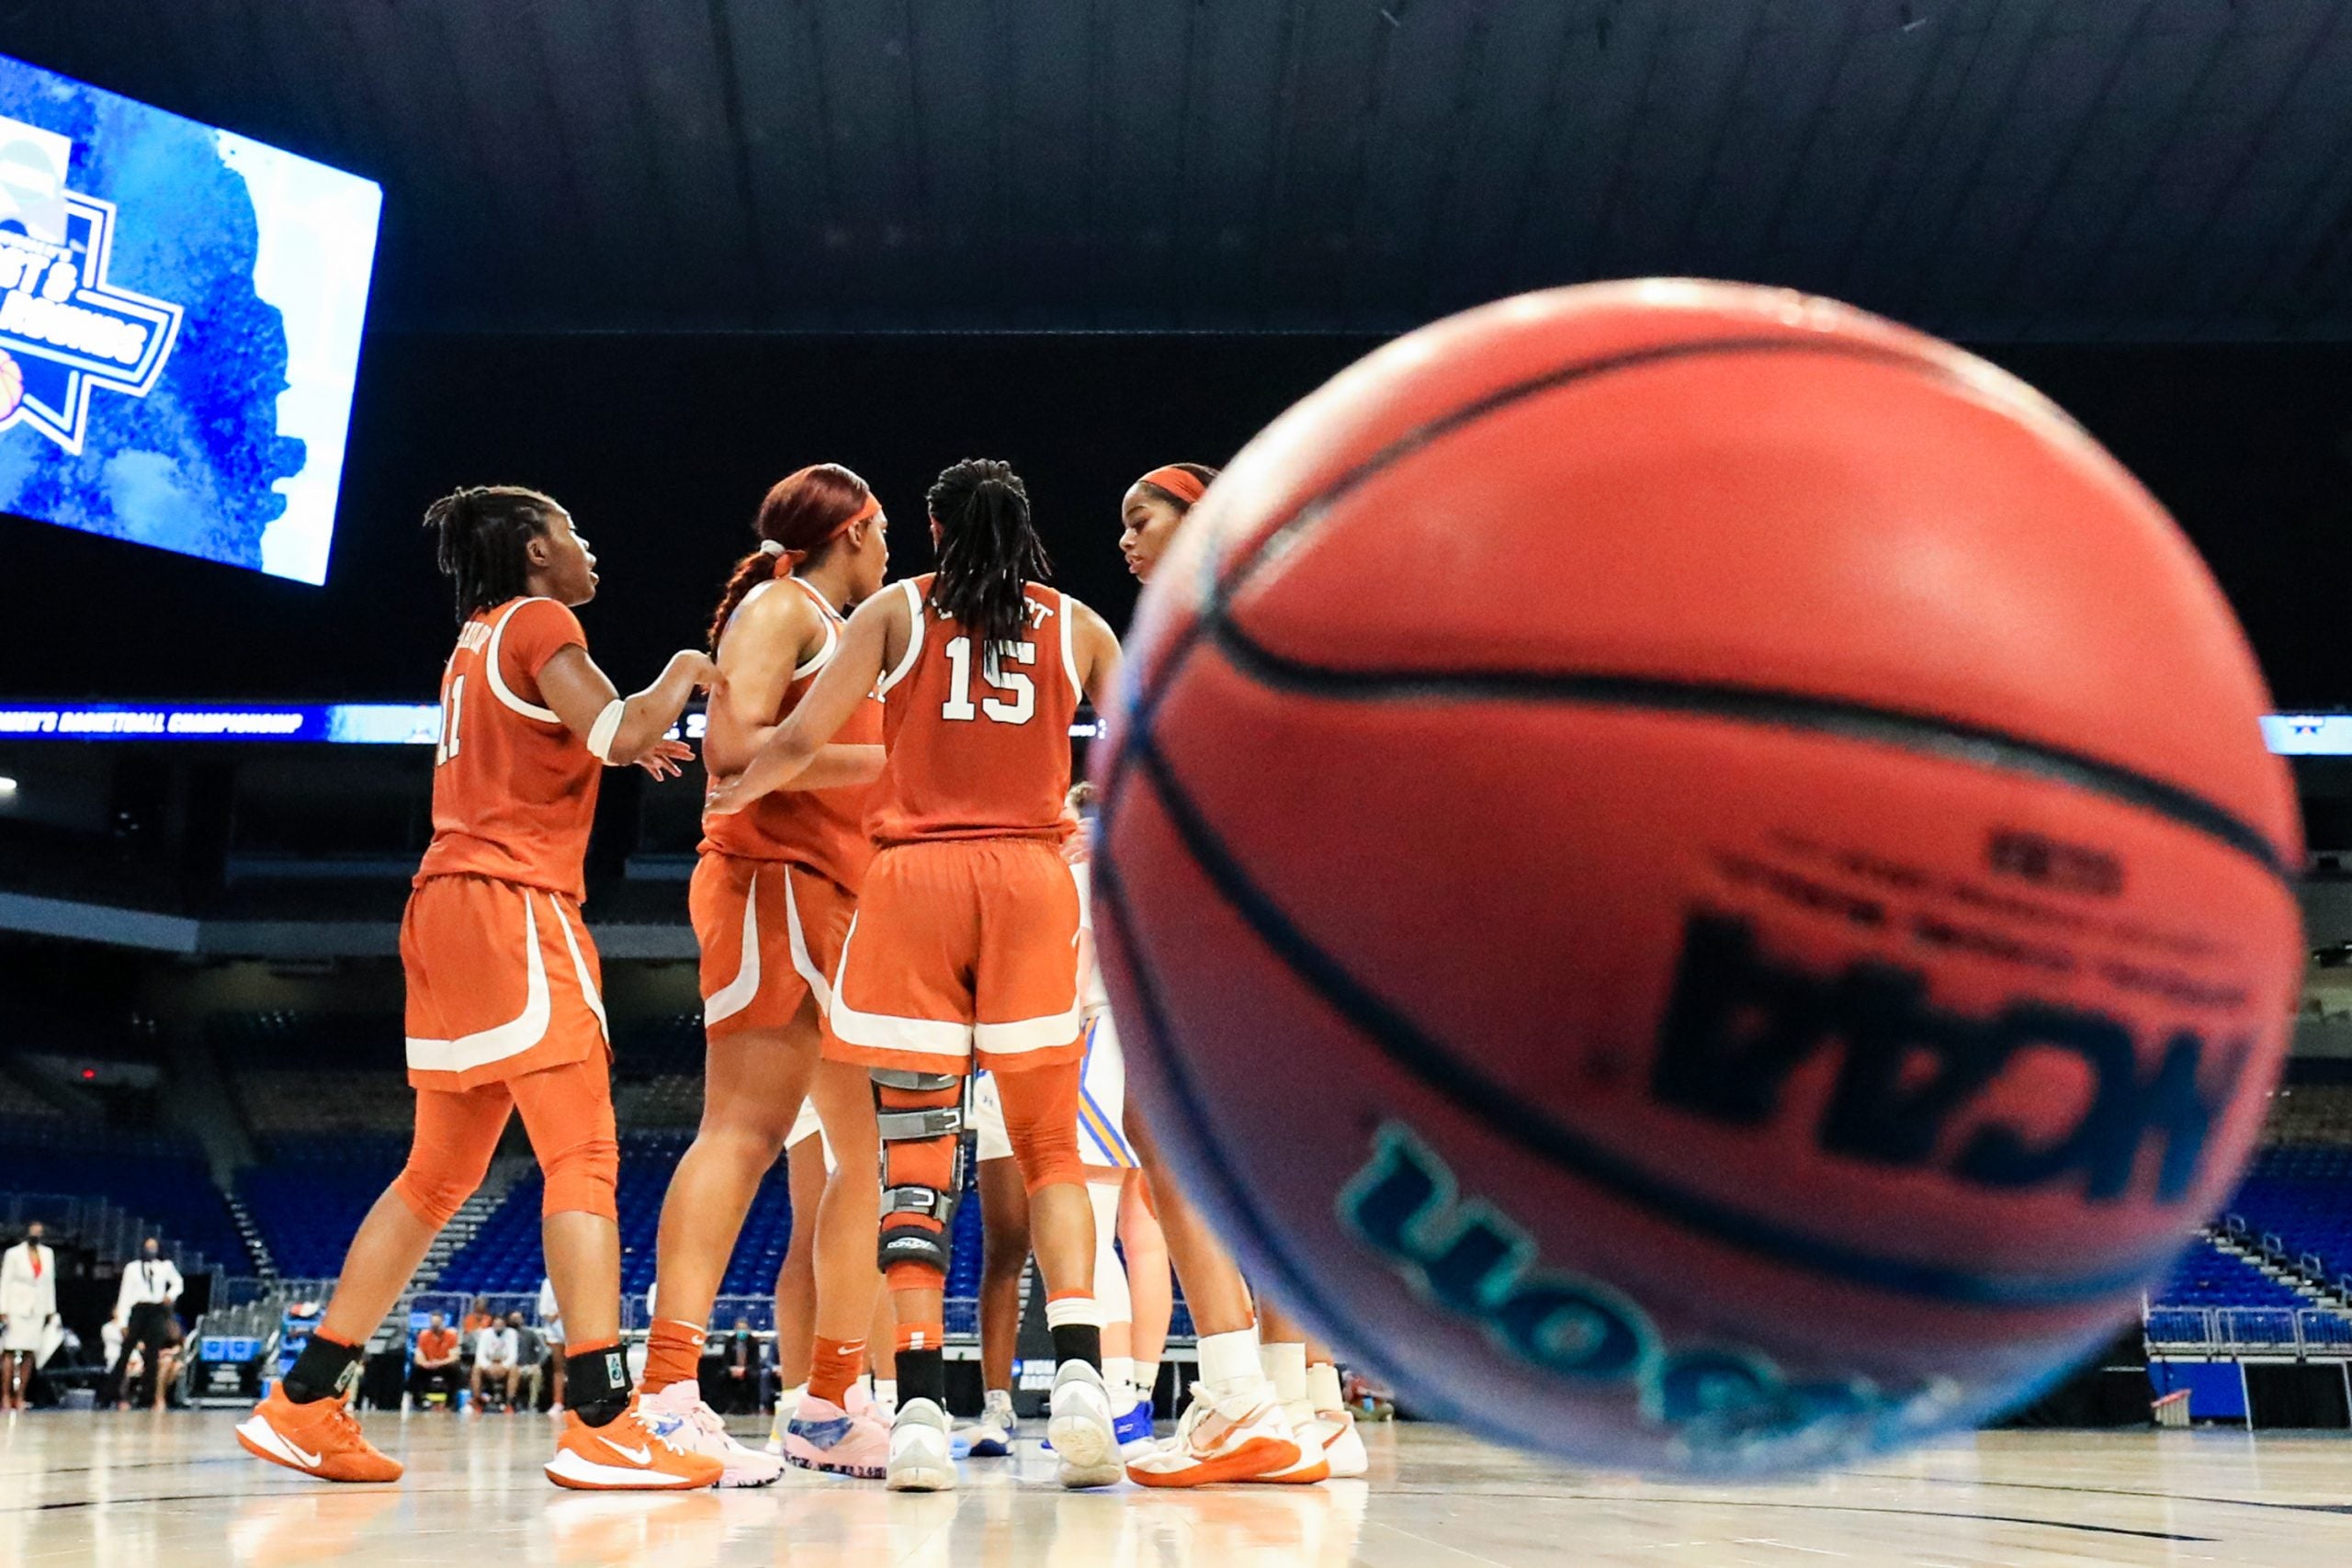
[
  {"xmin": 926, "ymin": 458, "xmax": 1052, "ymax": 655},
  {"xmin": 422, "ymin": 485, "xmax": 563, "ymax": 623}
]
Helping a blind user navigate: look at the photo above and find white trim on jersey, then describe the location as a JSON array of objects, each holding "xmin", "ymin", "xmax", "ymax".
[
  {"xmin": 876, "ymin": 580, "xmax": 926, "ymax": 696},
  {"xmin": 786, "ymin": 577, "xmax": 841, "ymax": 680},
  {"xmin": 407, "ymin": 892, "xmax": 553, "ymax": 1074},
  {"xmin": 1057, "ymin": 588, "xmax": 1080, "ymax": 698},
  {"xmin": 483, "ymin": 598, "xmax": 562, "ymax": 724}
]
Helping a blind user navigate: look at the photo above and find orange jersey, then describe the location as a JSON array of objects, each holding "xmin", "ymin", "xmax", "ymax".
[
  {"xmin": 699, "ymin": 576, "xmax": 882, "ymax": 892},
  {"xmin": 414, "ymin": 597, "xmax": 600, "ymax": 901},
  {"xmin": 867, "ymin": 575, "xmax": 1082, "ymax": 845}
]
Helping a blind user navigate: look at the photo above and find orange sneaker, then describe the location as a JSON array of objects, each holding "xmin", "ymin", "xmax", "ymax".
[
  {"xmin": 1127, "ymin": 1386, "xmax": 1307, "ymax": 1488},
  {"xmin": 545, "ymin": 1397, "xmax": 724, "ymax": 1490},
  {"xmin": 236, "ymin": 1386, "xmax": 403, "ymax": 1483}
]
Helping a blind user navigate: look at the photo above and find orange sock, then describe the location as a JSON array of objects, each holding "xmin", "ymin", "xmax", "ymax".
[
  {"xmin": 893, "ymin": 1319, "xmax": 946, "ymax": 1356},
  {"xmin": 642, "ymin": 1317, "xmax": 707, "ymax": 1393},
  {"xmin": 808, "ymin": 1336, "xmax": 866, "ymax": 1406}
]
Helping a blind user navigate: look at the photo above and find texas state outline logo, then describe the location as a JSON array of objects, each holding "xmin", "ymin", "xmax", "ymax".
[{"xmin": 0, "ymin": 112, "xmax": 182, "ymax": 454}]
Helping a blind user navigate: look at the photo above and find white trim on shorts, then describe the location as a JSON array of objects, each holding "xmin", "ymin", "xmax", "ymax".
[
  {"xmin": 405, "ymin": 890, "xmax": 600, "ymax": 1075},
  {"xmin": 703, "ymin": 866, "xmax": 835, "ymax": 1030},
  {"xmin": 826, "ymin": 915, "xmax": 974, "ymax": 1058}
]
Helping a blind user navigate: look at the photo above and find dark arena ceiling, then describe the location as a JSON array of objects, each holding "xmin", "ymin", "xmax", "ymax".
[{"xmin": 13, "ymin": 0, "xmax": 2352, "ymax": 340}]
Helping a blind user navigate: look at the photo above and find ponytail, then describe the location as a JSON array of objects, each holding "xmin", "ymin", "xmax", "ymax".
[
  {"xmin": 926, "ymin": 458, "xmax": 1051, "ymax": 655},
  {"xmin": 422, "ymin": 485, "xmax": 562, "ymax": 622},
  {"xmin": 708, "ymin": 464, "xmax": 877, "ymax": 649}
]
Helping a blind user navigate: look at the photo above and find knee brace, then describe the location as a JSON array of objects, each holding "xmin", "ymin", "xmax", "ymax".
[{"xmin": 874, "ymin": 1069, "xmax": 964, "ymax": 1285}]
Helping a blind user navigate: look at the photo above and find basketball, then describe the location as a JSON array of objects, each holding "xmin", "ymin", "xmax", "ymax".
[{"xmin": 1089, "ymin": 279, "xmax": 2306, "ymax": 1477}]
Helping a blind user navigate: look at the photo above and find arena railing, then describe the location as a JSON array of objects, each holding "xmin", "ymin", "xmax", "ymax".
[
  {"xmin": 2144, "ymin": 1305, "xmax": 2352, "ymax": 1359},
  {"xmin": 1, "ymin": 1190, "xmax": 220, "ymax": 1278}
]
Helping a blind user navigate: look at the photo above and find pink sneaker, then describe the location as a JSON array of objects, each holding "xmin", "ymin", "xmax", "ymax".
[
  {"xmin": 782, "ymin": 1393, "xmax": 891, "ymax": 1480},
  {"xmin": 639, "ymin": 1381, "xmax": 783, "ymax": 1489}
]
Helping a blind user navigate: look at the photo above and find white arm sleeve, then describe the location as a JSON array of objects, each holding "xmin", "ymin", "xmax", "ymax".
[{"xmin": 587, "ymin": 697, "xmax": 628, "ymax": 763}]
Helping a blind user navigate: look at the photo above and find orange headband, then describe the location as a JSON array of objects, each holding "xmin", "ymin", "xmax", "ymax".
[
  {"xmin": 1138, "ymin": 466, "xmax": 1207, "ymax": 506},
  {"xmin": 767, "ymin": 491, "xmax": 881, "ymax": 576}
]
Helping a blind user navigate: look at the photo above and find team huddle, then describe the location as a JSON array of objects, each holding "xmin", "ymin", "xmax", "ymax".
[{"xmin": 232, "ymin": 457, "xmax": 1366, "ymax": 1494}]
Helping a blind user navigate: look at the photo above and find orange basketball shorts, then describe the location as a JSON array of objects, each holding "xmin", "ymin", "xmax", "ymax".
[
  {"xmin": 690, "ymin": 853, "xmax": 856, "ymax": 1039},
  {"xmin": 402, "ymin": 874, "xmax": 608, "ymax": 1094},
  {"xmin": 824, "ymin": 838, "xmax": 1084, "ymax": 1077}
]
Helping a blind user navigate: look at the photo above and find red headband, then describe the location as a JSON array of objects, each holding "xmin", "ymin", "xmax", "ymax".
[
  {"xmin": 1138, "ymin": 465, "xmax": 1207, "ymax": 506},
  {"xmin": 768, "ymin": 491, "xmax": 882, "ymax": 576}
]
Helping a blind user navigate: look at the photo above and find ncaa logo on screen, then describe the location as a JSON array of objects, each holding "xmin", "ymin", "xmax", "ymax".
[{"xmin": 0, "ymin": 114, "xmax": 182, "ymax": 454}]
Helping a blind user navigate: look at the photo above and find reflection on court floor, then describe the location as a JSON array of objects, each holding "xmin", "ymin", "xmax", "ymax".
[{"xmin": 4, "ymin": 1413, "xmax": 2351, "ymax": 1566}]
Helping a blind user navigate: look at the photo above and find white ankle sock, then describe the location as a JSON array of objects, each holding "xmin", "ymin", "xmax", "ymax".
[
  {"xmin": 778, "ymin": 1381, "xmax": 808, "ymax": 1416},
  {"xmin": 1102, "ymin": 1355, "xmax": 1135, "ymax": 1408},
  {"xmin": 1196, "ymin": 1325, "xmax": 1265, "ymax": 1400},
  {"xmin": 1134, "ymin": 1359, "xmax": 1161, "ymax": 1404},
  {"xmin": 1306, "ymin": 1361, "xmax": 1345, "ymax": 1415},
  {"xmin": 984, "ymin": 1386, "xmax": 1013, "ymax": 1416},
  {"xmin": 874, "ymin": 1378, "xmax": 897, "ymax": 1409},
  {"xmin": 1261, "ymin": 1341, "xmax": 1310, "ymax": 1420}
]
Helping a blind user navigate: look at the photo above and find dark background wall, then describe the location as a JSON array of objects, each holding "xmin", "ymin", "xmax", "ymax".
[{"xmin": 3, "ymin": 333, "xmax": 2347, "ymax": 705}]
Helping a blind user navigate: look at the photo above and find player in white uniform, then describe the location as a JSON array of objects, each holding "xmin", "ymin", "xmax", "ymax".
[{"xmin": 963, "ymin": 851, "xmax": 1153, "ymax": 1456}]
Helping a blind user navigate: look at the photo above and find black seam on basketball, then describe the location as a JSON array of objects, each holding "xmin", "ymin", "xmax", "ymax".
[
  {"xmin": 1096, "ymin": 333, "xmax": 2292, "ymax": 890},
  {"xmin": 1120, "ymin": 725, "xmax": 2186, "ymax": 1309},
  {"xmin": 1205, "ymin": 621, "xmax": 2293, "ymax": 886},
  {"xmin": 1089, "ymin": 840, "xmax": 1480, "ymax": 1436}
]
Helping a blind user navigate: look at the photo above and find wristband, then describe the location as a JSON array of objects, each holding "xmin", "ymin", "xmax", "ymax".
[{"xmin": 587, "ymin": 698, "xmax": 627, "ymax": 763}]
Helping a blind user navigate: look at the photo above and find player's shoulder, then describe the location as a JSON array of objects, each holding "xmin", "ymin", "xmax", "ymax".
[
  {"xmin": 502, "ymin": 594, "xmax": 587, "ymax": 647},
  {"xmin": 732, "ymin": 577, "xmax": 820, "ymax": 636}
]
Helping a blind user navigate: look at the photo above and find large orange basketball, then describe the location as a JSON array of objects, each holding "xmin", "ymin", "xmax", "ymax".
[{"xmin": 1090, "ymin": 280, "xmax": 2303, "ymax": 1477}]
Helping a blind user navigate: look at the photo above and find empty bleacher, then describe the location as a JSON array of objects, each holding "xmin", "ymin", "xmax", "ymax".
[
  {"xmin": 0, "ymin": 1117, "xmax": 248, "ymax": 1272},
  {"xmin": 237, "ymin": 1134, "xmax": 408, "ymax": 1279},
  {"xmin": 436, "ymin": 1129, "xmax": 796, "ymax": 1299}
]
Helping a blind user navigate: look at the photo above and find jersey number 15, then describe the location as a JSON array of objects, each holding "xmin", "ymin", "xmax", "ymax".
[{"xmin": 941, "ymin": 637, "xmax": 1035, "ymax": 725}]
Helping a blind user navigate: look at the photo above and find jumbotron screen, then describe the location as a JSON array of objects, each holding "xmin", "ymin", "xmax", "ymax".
[{"xmin": 0, "ymin": 53, "xmax": 380, "ymax": 584}]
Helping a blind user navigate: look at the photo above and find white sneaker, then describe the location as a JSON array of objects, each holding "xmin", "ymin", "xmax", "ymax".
[
  {"xmin": 887, "ymin": 1398, "xmax": 956, "ymax": 1493},
  {"xmin": 640, "ymin": 1381, "xmax": 783, "ymax": 1488},
  {"xmin": 1046, "ymin": 1361, "xmax": 1122, "ymax": 1490},
  {"xmin": 1127, "ymin": 1384, "xmax": 1310, "ymax": 1488},
  {"xmin": 1306, "ymin": 1407, "xmax": 1368, "ymax": 1479},
  {"xmin": 959, "ymin": 1391, "xmax": 1016, "ymax": 1458}
]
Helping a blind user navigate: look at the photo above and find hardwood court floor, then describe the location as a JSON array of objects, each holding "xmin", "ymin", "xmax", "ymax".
[{"xmin": 3, "ymin": 1410, "xmax": 2348, "ymax": 1565}]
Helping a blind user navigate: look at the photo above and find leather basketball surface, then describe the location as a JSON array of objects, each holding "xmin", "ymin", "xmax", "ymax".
[{"xmin": 1091, "ymin": 280, "xmax": 2304, "ymax": 1476}]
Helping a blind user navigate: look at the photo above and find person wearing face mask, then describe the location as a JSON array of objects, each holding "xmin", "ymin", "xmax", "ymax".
[
  {"xmin": 2, "ymin": 1219, "xmax": 59, "ymax": 1412},
  {"xmin": 114, "ymin": 1236, "xmax": 184, "ymax": 1412}
]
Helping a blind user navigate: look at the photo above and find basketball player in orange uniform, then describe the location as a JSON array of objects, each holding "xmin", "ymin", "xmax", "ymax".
[
  {"xmin": 1112, "ymin": 463, "xmax": 1363, "ymax": 1483},
  {"xmin": 639, "ymin": 465, "xmax": 896, "ymax": 1484},
  {"xmin": 708, "ymin": 458, "xmax": 1125, "ymax": 1493},
  {"xmin": 238, "ymin": 486, "xmax": 724, "ymax": 1490}
]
